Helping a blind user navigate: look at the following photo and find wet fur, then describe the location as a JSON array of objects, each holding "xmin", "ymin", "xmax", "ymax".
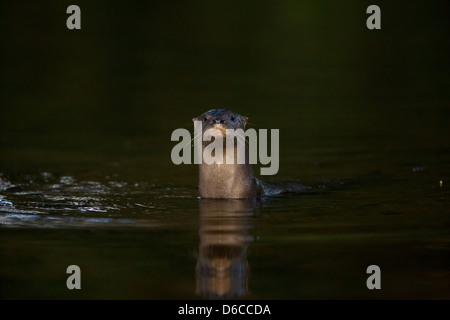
[{"xmin": 193, "ymin": 109, "xmax": 264, "ymax": 199}]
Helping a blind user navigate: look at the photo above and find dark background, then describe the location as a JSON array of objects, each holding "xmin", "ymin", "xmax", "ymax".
[{"xmin": 1, "ymin": 1, "xmax": 448, "ymax": 181}]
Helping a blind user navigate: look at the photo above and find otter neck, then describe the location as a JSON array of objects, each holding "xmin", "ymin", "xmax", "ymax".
[{"xmin": 198, "ymin": 143, "xmax": 259, "ymax": 199}]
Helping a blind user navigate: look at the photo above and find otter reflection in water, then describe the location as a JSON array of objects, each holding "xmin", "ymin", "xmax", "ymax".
[{"xmin": 196, "ymin": 199, "xmax": 257, "ymax": 299}]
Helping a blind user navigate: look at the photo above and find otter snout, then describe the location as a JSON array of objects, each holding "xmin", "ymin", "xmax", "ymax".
[
  {"xmin": 193, "ymin": 109, "xmax": 248, "ymax": 133},
  {"xmin": 212, "ymin": 118, "xmax": 226, "ymax": 124}
]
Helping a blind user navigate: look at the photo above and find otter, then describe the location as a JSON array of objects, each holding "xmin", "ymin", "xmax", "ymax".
[{"xmin": 192, "ymin": 109, "xmax": 264, "ymax": 199}]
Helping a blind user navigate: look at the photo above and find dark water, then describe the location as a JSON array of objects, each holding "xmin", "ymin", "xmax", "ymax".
[{"xmin": 0, "ymin": 1, "xmax": 449, "ymax": 299}]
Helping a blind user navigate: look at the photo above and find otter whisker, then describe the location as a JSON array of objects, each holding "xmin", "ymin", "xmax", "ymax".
[
  {"xmin": 247, "ymin": 122, "xmax": 259, "ymax": 128},
  {"xmin": 234, "ymin": 132, "xmax": 250, "ymax": 146},
  {"xmin": 184, "ymin": 131, "xmax": 202, "ymax": 148}
]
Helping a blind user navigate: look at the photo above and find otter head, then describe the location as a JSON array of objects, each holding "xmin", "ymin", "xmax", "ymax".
[{"xmin": 192, "ymin": 109, "xmax": 248, "ymax": 137}]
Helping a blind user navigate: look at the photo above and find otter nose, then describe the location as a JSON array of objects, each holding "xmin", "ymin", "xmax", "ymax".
[{"xmin": 212, "ymin": 118, "xmax": 226, "ymax": 124}]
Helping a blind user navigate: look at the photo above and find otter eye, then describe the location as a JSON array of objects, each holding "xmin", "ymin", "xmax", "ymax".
[{"xmin": 203, "ymin": 117, "xmax": 208, "ymax": 122}]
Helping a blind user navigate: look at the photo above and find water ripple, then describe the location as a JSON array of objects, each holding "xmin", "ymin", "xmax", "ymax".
[{"xmin": 0, "ymin": 173, "xmax": 189, "ymax": 229}]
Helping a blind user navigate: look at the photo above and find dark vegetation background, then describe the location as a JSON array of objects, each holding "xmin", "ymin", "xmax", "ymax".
[{"xmin": 0, "ymin": 1, "xmax": 448, "ymax": 184}]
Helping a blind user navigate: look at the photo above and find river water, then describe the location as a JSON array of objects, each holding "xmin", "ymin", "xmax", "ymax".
[{"xmin": 0, "ymin": 1, "xmax": 449, "ymax": 299}]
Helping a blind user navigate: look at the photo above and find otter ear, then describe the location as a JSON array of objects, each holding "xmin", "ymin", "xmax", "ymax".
[{"xmin": 242, "ymin": 116, "xmax": 248, "ymax": 126}]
